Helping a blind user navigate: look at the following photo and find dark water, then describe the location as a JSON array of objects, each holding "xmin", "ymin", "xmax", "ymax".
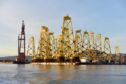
[{"xmin": 0, "ymin": 64, "xmax": 126, "ymax": 84}]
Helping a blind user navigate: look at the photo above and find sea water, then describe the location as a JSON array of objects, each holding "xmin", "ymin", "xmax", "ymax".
[{"xmin": 0, "ymin": 64, "xmax": 126, "ymax": 84}]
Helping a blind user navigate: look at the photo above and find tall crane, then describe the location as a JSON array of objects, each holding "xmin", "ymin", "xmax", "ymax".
[{"xmin": 14, "ymin": 20, "xmax": 26, "ymax": 64}]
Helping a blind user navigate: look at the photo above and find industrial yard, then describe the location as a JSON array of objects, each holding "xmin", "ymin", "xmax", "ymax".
[
  {"xmin": 25, "ymin": 15, "xmax": 124, "ymax": 64},
  {"xmin": 1, "ymin": 1, "xmax": 126, "ymax": 84},
  {"xmin": 0, "ymin": 15, "xmax": 125, "ymax": 65}
]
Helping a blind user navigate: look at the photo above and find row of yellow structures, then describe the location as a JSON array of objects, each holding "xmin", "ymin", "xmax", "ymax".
[{"xmin": 27, "ymin": 15, "xmax": 113, "ymax": 63}]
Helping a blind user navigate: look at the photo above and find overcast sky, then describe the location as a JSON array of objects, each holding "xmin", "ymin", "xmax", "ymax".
[{"xmin": 0, "ymin": 0, "xmax": 126, "ymax": 56}]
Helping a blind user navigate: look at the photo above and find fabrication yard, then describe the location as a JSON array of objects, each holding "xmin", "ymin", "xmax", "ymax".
[{"xmin": 0, "ymin": 16, "xmax": 126, "ymax": 65}]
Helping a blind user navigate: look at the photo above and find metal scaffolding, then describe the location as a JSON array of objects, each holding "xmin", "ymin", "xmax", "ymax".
[
  {"xmin": 95, "ymin": 34, "xmax": 102, "ymax": 61},
  {"xmin": 27, "ymin": 15, "xmax": 113, "ymax": 64},
  {"xmin": 49, "ymin": 32, "xmax": 55, "ymax": 59},
  {"xmin": 74, "ymin": 30, "xmax": 82, "ymax": 57},
  {"xmin": 82, "ymin": 31, "xmax": 90, "ymax": 60},
  {"xmin": 103, "ymin": 37, "xmax": 112, "ymax": 62},
  {"xmin": 36, "ymin": 26, "xmax": 50, "ymax": 61},
  {"xmin": 61, "ymin": 15, "xmax": 74, "ymax": 59},
  {"xmin": 88, "ymin": 32, "xmax": 96, "ymax": 61},
  {"xmin": 17, "ymin": 21, "xmax": 26, "ymax": 62},
  {"xmin": 115, "ymin": 46, "xmax": 121, "ymax": 63},
  {"xmin": 27, "ymin": 36, "xmax": 35, "ymax": 59}
]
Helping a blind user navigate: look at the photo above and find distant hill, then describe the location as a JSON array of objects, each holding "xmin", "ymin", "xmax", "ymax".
[{"xmin": 0, "ymin": 56, "xmax": 32, "ymax": 61}]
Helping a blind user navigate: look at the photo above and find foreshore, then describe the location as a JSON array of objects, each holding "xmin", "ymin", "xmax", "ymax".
[{"xmin": 0, "ymin": 61, "xmax": 126, "ymax": 65}]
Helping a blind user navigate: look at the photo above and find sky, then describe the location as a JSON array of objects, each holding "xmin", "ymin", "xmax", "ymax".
[{"xmin": 0, "ymin": 0, "xmax": 126, "ymax": 56}]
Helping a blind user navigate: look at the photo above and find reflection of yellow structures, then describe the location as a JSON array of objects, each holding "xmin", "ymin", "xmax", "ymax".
[{"xmin": 28, "ymin": 15, "xmax": 113, "ymax": 63}]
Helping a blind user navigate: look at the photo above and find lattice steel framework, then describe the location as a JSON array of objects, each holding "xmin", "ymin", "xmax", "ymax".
[
  {"xmin": 95, "ymin": 34, "xmax": 102, "ymax": 60},
  {"xmin": 115, "ymin": 46, "xmax": 120, "ymax": 62},
  {"xmin": 82, "ymin": 31, "xmax": 90, "ymax": 60},
  {"xmin": 28, "ymin": 15, "xmax": 113, "ymax": 63},
  {"xmin": 103, "ymin": 37, "xmax": 112, "ymax": 61},
  {"xmin": 74, "ymin": 30, "xmax": 82, "ymax": 57},
  {"xmin": 17, "ymin": 21, "xmax": 26, "ymax": 62},
  {"xmin": 36, "ymin": 26, "xmax": 50, "ymax": 60},
  {"xmin": 88, "ymin": 32, "xmax": 96, "ymax": 61},
  {"xmin": 61, "ymin": 15, "xmax": 74, "ymax": 59},
  {"xmin": 55, "ymin": 35, "xmax": 63, "ymax": 58},
  {"xmin": 49, "ymin": 32, "xmax": 55, "ymax": 59},
  {"xmin": 27, "ymin": 36, "xmax": 35, "ymax": 59}
]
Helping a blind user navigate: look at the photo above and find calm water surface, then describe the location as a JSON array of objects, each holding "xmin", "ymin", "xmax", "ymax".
[{"xmin": 0, "ymin": 64, "xmax": 126, "ymax": 84}]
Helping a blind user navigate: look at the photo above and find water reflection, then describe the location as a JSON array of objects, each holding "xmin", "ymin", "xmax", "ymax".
[{"xmin": 0, "ymin": 64, "xmax": 126, "ymax": 84}]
